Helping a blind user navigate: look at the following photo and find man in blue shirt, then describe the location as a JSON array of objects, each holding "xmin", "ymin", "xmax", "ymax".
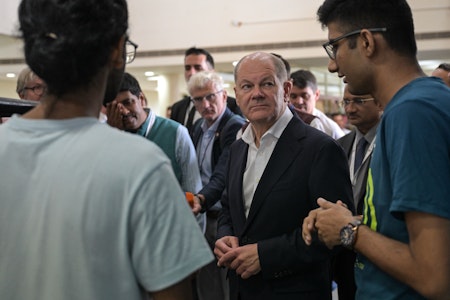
[{"xmin": 302, "ymin": 0, "xmax": 450, "ymax": 299}]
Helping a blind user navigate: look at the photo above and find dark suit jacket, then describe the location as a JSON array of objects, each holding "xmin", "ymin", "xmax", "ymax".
[
  {"xmin": 218, "ymin": 115, "xmax": 354, "ymax": 300},
  {"xmin": 171, "ymin": 96, "xmax": 243, "ymax": 135},
  {"xmin": 192, "ymin": 108, "xmax": 245, "ymax": 211}
]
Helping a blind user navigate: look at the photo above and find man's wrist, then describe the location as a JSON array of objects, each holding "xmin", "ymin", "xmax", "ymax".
[
  {"xmin": 195, "ymin": 194, "xmax": 206, "ymax": 211},
  {"xmin": 340, "ymin": 218, "xmax": 362, "ymax": 250}
]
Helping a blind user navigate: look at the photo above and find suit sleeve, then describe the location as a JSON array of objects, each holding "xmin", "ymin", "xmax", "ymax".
[{"xmin": 199, "ymin": 118, "xmax": 244, "ymax": 211}]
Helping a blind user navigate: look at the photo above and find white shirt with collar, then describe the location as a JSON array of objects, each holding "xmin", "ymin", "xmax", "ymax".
[{"xmin": 241, "ymin": 107, "xmax": 293, "ymax": 217}]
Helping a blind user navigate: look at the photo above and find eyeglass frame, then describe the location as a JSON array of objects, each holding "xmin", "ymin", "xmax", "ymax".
[
  {"xmin": 190, "ymin": 90, "xmax": 224, "ymax": 103},
  {"xmin": 323, "ymin": 28, "xmax": 387, "ymax": 60},
  {"xmin": 125, "ymin": 39, "xmax": 138, "ymax": 64},
  {"xmin": 23, "ymin": 84, "xmax": 46, "ymax": 97},
  {"xmin": 338, "ymin": 97, "xmax": 375, "ymax": 107}
]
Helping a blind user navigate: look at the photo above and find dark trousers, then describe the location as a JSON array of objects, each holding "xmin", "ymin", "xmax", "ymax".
[{"xmin": 195, "ymin": 211, "xmax": 229, "ymax": 300}]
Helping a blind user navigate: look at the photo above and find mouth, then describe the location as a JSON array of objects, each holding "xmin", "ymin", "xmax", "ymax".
[{"xmin": 122, "ymin": 114, "xmax": 136, "ymax": 124}]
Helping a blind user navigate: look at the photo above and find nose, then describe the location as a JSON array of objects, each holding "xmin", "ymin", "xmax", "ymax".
[
  {"xmin": 327, "ymin": 59, "xmax": 338, "ymax": 73},
  {"xmin": 345, "ymin": 102, "xmax": 357, "ymax": 113},
  {"xmin": 292, "ymin": 96, "xmax": 304, "ymax": 104},
  {"xmin": 250, "ymin": 86, "xmax": 264, "ymax": 100},
  {"xmin": 117, "ymin": 103, "xmax": 129, "ymax": 115}
]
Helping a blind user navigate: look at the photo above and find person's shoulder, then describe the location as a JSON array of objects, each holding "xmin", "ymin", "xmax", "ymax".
[
  {"xmin": 101, "ymin": 125, "xmax": 167, "ymax": 157},
  {"xmin": 171, "ymin": 96, "xmax": 190, "ymax": 109},
  {"xmin": 155, "ymin": 115, "xmax": 181, "ymax": 128},
  {"xmin": 337, "ymin": 130, "xmax": 355, "ymax": 147}
]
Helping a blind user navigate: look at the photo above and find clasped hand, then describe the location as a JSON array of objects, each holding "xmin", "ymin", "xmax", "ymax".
[
  {"xmin": 302, "ymin": 197, "xmax": 356, "ymax": 249},
  {"xmin": 214, "ymin": 236, "xmax": 261, "ymax": 279}
]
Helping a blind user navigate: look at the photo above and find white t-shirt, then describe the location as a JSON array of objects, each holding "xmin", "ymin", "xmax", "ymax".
[
  {"xmin": 0, "ymin": 115, "xmax": 213, "ymax": 299},
  {"xmin": 311, "ymin": 108, "xmax": 345, "ymax": 139}
]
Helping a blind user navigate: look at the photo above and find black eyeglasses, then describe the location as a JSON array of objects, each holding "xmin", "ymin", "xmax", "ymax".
[
  {"xmin": 339, "ymin": 98, "xmax": 375, "ymax": 107},
  {"xmin": 191, "ymin": 90, "xmax": 223, "ymax": 103},
  {"xmin": 125, "ymin": 39, "xmax": 138, "ymax": 64},
  {"xmin": 23, "ymin": 84, "xmax": 46, "ymax": 96},
  {"xmin": 323, "ymin": 28, "xmax": 387, "ymax": 60}
]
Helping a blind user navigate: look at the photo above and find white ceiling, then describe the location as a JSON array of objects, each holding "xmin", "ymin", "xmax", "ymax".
[{"xmin": 0, "ymin": 0, "xmax": 449, "ymax": 91}]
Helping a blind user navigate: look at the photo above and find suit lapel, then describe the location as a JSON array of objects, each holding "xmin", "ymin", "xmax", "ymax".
[{"xmin": 244, "ymin": 117, "xmax": 306, "ymax": 229}]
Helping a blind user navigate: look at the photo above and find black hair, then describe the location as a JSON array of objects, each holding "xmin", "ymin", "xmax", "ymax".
[
  {"xmin": 317, "ymin": 0, "xmax": 416, "ymax": 57},
  {"xmin": 185, "ymin": 47, "xmax": 215, "ymax": 69},
  {"xmin": 437, "ymin": 63, "xmax": 450, "ymax": 72},
  {"xmin": 119, "ymin": 72, "xmax": 142, "ymax": 97},
  {"xmin": 19, "ymin": 0, "xmax": 128, "ymax": 96},
  {"xmin": 290, "ymin": 70, "xmax": 318, "ymax": 91}
]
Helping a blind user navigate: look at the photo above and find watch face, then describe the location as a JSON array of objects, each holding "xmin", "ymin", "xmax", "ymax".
[{"xmin": 340, "ymin": 224, "xmax": 355, "ymax": 248}]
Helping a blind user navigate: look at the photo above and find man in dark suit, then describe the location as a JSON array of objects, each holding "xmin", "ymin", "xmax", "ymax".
[
  {"xmin": 170, "ymin": 47, "xmax": 242, "ymax": 136},
  {"xmin": 337, "ymin": 85, "xmax": 382, "ymax": 214},
  {"xmin": 188, "ymin": 71, "xmax": 245, "ymax": 300},
  {"xmin": 333, "ymin": 85, "xmax": 382, "ymax": 300},
  {"xmin": 214, "ymin": 52, "xmax": 354, "ymax": 300}
]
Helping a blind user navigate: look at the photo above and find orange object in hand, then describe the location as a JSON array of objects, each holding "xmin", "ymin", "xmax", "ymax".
[{"xmin": 185, "ymin": 192, "xmax": 195, "ymax": 208}]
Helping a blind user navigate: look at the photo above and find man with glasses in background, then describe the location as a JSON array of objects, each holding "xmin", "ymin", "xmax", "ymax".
[
  {"xmin": 302, "ymin": 0, "xmax": 450, "ymax": 299},
  {"xmin": 188, "ymin": 71, "xmax": 245, "ymax": 300},
  {"xmin": 16, "ymin": 67, "xmax": 46, "ymax": 101},
  {"xmin": 333, "ymin": 85, "xmax": 382, "ymax": 300}
]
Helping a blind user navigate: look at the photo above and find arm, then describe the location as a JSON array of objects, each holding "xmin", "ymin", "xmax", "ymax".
[
  {"xmin": 355, "ymin": 211, "xmax": 450, "ymax": 299},
  {"xmin": 303, "ymin": 200, "xmax": 450, "ymax": 299},
  {"xmin": 199, "ymin": 118, "xmax": 244, "ymax": 210},
  {"xmin": 149, "ymin": 277, "xmax": 194, "ymax": 300},
  {"xmin": 175, "ymin": 125, "xmax": 202, "ymax": 193}
]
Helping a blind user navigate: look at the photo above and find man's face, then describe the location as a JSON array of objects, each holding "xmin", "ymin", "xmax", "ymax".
[
  {"xmin": 325, "ymin": 22, "xmax": 371, "ymax": 96},
  {"xmin": 113, "ymin": 91, "xmax": 147, "ymax": 130},
  {"xmin": 21, "ymin": 77, "xmax": 46, "ymax": 101},
  {"xmin": 431, "ymin": 68, "xmax": 450, "ymax": 87},
  {"xmin": 234, "ymin": 55, "xmax": 290, "ymax": 127},
  {"xmin": 191, "ymin": 83, "xmax": 227, "ymax": 127},
  {"xmin": 184, "ymin": 54, "xmax": 213, "ymax": 82},
  {"xmin": 343, "ymin": 86, "xmax": 381, "ymax": 133},
  {"xmin": 289, "ymin": 85, "xmax": 319, "ymax": 115}
]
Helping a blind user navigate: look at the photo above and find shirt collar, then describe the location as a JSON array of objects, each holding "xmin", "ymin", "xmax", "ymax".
[{"xmin": 242, "ymin": 107, "xmax": 293, "ymax": 145}]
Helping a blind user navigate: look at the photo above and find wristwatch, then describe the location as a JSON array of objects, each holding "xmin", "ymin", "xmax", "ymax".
[{"xmin": 340, "ymin": 220, "xmax": 362, "ymax": 250}]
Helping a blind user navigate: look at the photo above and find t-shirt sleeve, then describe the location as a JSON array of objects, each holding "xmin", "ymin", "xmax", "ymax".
[
  {"xmin": 129, "ymin": 160, "xmax": 213, "ymax": 292},
  {"xmin": 385, "ymin": 100, "xmax": 450, "ymax": 220}
]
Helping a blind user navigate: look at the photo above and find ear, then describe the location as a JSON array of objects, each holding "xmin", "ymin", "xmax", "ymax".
[
  {"xmin": 283, "ymin": 80, "xmax": 292, "ymax": 102},
  {"xmin": 138, "ymin": 92, "xmax": 147, "ymax": 107},
  {"xmin": 315, "ymin": 88, "xmax": 321, "ymax": 101},
  {"xmin": 359, "ymin": 29, "xmax": 377, "ymax": 57},
  {"xmin": 110, "ymin": 35, "xmax": 127, "ymax": 69},
  {"xmin": 234, "ymin": 86, "xmax": 240, "ymax": 106},
  {"xmin": 221, "ymin": 89, "xmax": 228, "ymax": 102}
]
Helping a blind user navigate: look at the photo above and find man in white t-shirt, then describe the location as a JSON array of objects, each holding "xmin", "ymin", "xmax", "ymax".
[{"xmin": 0, "ymin": 0, "xmax": 213, "ymax": 299}]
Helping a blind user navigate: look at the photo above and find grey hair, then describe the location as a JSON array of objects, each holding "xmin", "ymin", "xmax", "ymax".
[
  {"xmin": 187, "ymin": 71, "xmax": 224, "ymax": 94},
  {"xmin": 16, "ymin": 67, "xmax": 38, "ymax": 95}
]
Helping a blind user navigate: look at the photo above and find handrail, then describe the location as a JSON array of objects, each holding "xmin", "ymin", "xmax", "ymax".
[{"xmin": 0, "ymin": 97, "xmax": 37, "ymax": 117}]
